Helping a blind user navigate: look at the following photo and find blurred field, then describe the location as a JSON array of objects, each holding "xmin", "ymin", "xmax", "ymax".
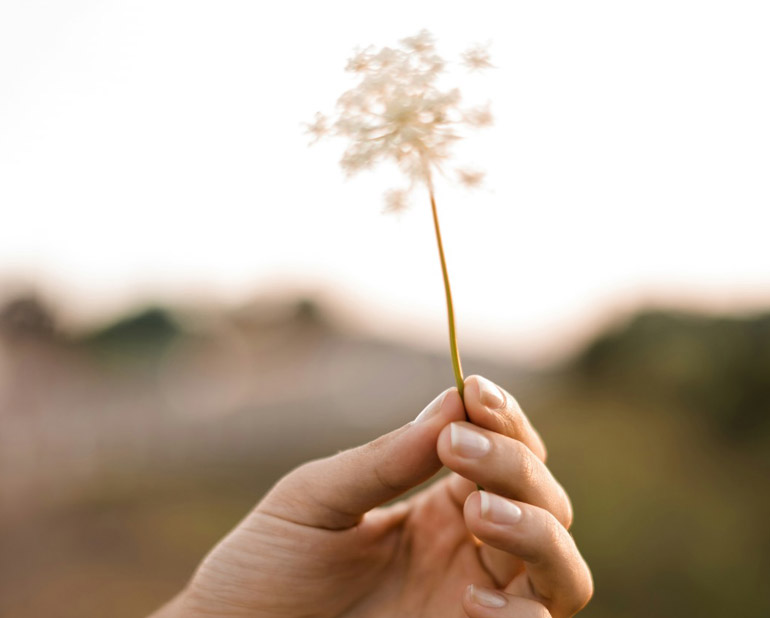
[{"xmin": 0, "ymin": 294, "xmax": 768, "ymax": 617}]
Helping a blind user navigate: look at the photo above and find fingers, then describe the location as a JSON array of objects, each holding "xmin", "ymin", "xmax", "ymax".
[
  {"xmin": 463, "ymin": 585, "xmax": 552, "ymax": 618},
  {"xmin": 463, "ymin": 375, "xmax": 547, "ymax": 462},
  {"xmin": 438, "ymin": 422, "xmax": 573, "ymax": 528},
  {"xmin": 257, "ymin": 387, "xmax": 466, "ymax": 529},
  {"xmin": 465, "ymin": 492, "xmax": 593, "ymax": 618}
]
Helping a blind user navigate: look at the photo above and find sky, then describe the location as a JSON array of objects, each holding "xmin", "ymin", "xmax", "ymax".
[{"xmin": 1, "ymin": 1, "xmax": 769, "ymax": 363}]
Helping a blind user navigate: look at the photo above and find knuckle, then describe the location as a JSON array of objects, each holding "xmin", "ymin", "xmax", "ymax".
[
  {"xmin": 559, "ymin": 535, "xmax": 594, "ymax": 615},
  {"xmin": 560, "ymin": 585, "xmax": 593, "ymax": 617},
  {"xmin": 500, "ymin": 395, "xmax": 524, "ymax": 432},
  {"xmin": 515, "ymin": 442, "xmax": 538, "ymax": 488},
  {"xmin": 358, "ymin": 439, "xmax": 380, "ymax": 464},
  {"xmin": 373, "ymin": 460, "xmax": 409, "ymax": 493},
  {"xmin": 507, "ymin": 392, "xmax": 523, "ymax": 419},
  {"xmin": 287, "ymin": 459, "xmax": 322, "ymax": 492},
  {"xmin": 539, "ymin": 439, "xmax": 549, "ymax": 463},
  {"xmin": 559, "ymin": 485, "xmax": 574, "ymax": 529},
  {"xmin": 542, "ymin": 510, "xmax": 565, "ymax": 552},
  {"xmin": 356, "ymin": 440, "xmax": 408, "ymax": 493},
  {"xmin": 578, "ymin": 564, "xmax": 595, "ymax": 608},
  {"xmin": 565, "ymin": 582, "xmax": 594, "ymax": 616}
]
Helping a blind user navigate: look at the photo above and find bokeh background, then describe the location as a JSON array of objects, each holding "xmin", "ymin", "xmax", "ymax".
[{"xmin": 1, "ymin": 2, "xmax": 769, "ymax": 617}]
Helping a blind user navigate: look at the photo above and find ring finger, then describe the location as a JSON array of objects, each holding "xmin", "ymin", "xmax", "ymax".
[{"xmin": 464, "ymin": 491, "xmax": 593, "ymax": 618}]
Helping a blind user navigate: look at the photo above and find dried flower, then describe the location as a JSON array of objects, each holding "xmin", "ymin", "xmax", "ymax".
[
  {"xmin": 383, "ymin": 188, "xmax": 410, "ymax": 213},
  {"xmin": 308, "ymin": 30, "xmax": 494, "ymax": 399},
  {"xmin": 456, "ymin": 168, "xmax": 486, "ymax": 188},
  {"xmin": 311, "ymin": 29, "xmax": 492, "ymax": 204},
  {"xmin": 305, "ymin": 112, "xmax": 329, "ymax": 143},
  {"xmin": 461, "ymin": 43, "xmax": 494, "ymax": 71},
  {"xmin": 464, "ymin": 102, "xmax": 494, "ymax": 128}
]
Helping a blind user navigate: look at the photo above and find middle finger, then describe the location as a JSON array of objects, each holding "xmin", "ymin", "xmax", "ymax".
[{"xmin": 437, "ymin": 422, "xmax": 573, "ymax": 528}]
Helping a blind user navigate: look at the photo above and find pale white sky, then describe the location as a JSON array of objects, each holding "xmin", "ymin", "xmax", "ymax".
[{"xmin": 1, "ymin": 1, "xmax": 769, "ymax": 363}]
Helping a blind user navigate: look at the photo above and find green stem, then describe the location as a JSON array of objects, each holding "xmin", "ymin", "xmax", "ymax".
[
  {"xmin": 426, "ymin": 171, "xmax": 465, "ymax": 401},
  {"xmin": 425, "ymin": 167, "xmax": 479, "ymax": 490}
]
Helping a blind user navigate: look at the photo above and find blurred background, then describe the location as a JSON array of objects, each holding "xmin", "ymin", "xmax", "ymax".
[{"xmin": 1, "ymin": 1, "xmax": 769, "ymax": 617}]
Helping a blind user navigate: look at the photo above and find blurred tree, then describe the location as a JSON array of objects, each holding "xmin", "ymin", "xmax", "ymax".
[
  {"xmin": 79, "ymin": 307, "xmax": 182, "ymax": 367},
  {"xmin": 0, "ymin": 295, "xmax": 57, "ymax": 342},
  {"xmin": 574, "ymin": 310, "xmax": 770, "ymax": 444}
]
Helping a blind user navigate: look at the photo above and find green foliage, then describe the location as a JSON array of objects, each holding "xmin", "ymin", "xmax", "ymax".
[
  {"xmin": 574, "ymin": 310, "xmax": 770, "ymax": 443},
  {"xmin": 79, "ymin": 307, "xmax": 182, "ymax": 367}
]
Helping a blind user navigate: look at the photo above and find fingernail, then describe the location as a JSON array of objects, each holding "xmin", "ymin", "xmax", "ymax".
[
  {"xmin": 450, "ymin": 423, "xmax": 491, "ymax": 458},
  {"xmin": 468, "ymin": 584, "xmax": 507, "ymax": 608},
  {"xmin": 476, "ymin": 376, "xmax": 505, "ymax": 409},
  {"xmin": 413, "ymin": 389, "xmax": 448, "ymax": 424},
  {"xmin": 479, "ymin": 491, "xmax": 522, "ymax": 525}
]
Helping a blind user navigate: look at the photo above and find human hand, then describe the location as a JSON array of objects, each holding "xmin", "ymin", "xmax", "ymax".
[{"xmin": 151, "ymin": 376, "xmax": 592, "ymax": 617}]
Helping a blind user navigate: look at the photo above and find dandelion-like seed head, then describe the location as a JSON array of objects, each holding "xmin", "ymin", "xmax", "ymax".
[
  {"xmin": 464, "ymin": 102, "xmax": 494, "ymax": 128},
  {"xmin": 461, "ymin": 43, "xmax": 494, "ymax": 72},
  {"xmin": 309, "ymin": 30, "xmax": 493, "ymax": 211},
  {"xmin": 304, "ymin": 112, "xmax": 330, "ymax": 143},
  {"xmin": 383, "ymin": 188, "xmax": 410, "ymax": 213},
  {"xmin": 456, "ymin": 168, "xmax": 486, "ymax": 188}
]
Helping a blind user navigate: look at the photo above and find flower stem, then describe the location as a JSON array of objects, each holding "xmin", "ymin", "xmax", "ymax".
[{"xmin": 426, "ymin": 174, "xmax": 465, "ymax": 402}]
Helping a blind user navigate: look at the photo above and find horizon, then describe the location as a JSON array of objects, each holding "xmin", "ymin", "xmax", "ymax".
[
  {"xmin": 3, "ymin": 279, "xmax": 769, "ymax": 368},
  {"xmin": 2, "ymin": 1, "xmax": 769, "ymax": 366}
]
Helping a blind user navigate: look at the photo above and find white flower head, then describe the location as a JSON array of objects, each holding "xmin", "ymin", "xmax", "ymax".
[
  {"xmin": 464, "ymin": 102, "xmax": 494, "ymax": 128},
  {"xmin": 309, "ymin": 30, "xmax": 493, "ymax": 211},
  {"xmin": 401, "ymin": 30, "xmax": 435, "ymax": 54},
  {"xmin": 383, "ymin": 188, "xmax": 410, "ymax": 213},
  {"xmin": 456, "ymin": 168, "xmax": 485, "ymax": 188},
  {"xmin": 345, "ymin": 47, "xmax": 373, "ymax": 73},
  {"xmin": 304, "ymin": 112, "xmax": 330, "ymax": 143},
  {"xmin": 461, "ymin": 42, "xmax": 494, "ymax": 72}
]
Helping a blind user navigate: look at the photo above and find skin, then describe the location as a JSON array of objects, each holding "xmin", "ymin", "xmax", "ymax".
[{"xmin": 151, "ymin": 375, "xmax": 593, "ymax": 618}]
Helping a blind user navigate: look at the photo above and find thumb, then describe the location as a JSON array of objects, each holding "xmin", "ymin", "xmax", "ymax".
[{"xmin": 258, "ymin": 387, "xmax": 465, "ymax": 529}]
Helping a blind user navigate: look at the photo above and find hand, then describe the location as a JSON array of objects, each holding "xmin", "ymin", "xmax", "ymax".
[{"xmin": 152, "ymin": 376, "xmax": 593, "ymax": 617}]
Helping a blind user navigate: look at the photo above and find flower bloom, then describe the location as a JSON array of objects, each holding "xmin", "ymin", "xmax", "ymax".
[
  {"xmin": 308, "ymin": 29, "xmax": 493, "ymax": 210},
  {"xmin": 456, "ymin": 168, "xmax": 486, "ymax": 188},
  {"xmin": 461, "ymin": 43, "xmax": 494, "ymax": 72}
]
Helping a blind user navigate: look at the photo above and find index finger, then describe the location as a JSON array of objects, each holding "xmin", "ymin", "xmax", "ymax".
[{"xmin": 463, "ymin": 375, "xmax": 547, "ymax": 462}]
